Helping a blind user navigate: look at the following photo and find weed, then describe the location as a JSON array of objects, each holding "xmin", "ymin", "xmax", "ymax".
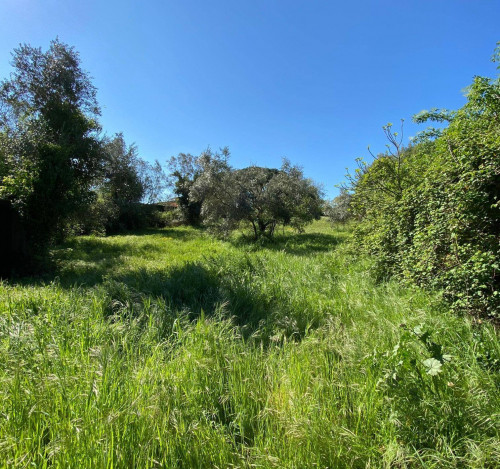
[{"xmin": 0, "ymin": 220, "xmax": 498, "ymax": 467}]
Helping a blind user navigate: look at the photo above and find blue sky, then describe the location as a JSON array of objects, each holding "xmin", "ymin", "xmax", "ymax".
[{"xmin": 0, "ymin": 0, "xmax": 498, "ymax": 198}]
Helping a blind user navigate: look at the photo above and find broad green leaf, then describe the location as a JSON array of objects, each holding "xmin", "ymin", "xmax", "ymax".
[{"xmin": 423, "ymin": 358, "xmax": 442, "ymax": 376}]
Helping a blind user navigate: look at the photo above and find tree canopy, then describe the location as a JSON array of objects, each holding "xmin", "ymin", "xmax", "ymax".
[
  {"xmin": 325, "ymin": 188, "xmax": 353, "ymax": 224},
  {"xmin": 167, "ymin": 151, "xmax": 210, "ymax": 225},
  {"xmin": 0, "ymin": 39, "xmax": 103, "ymax": 261},
  {"xmin": 0, "ymin": 40, "xmax": 171, "ymax": 266},
  {"xmin": 191, "ymin": 153, "xmax": 323, "ymax": 239}
]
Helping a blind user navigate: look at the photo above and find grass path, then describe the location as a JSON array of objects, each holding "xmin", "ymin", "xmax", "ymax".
[{"xmin": 1, "ymin": 220, "xmax": 499, "ymax": 467}]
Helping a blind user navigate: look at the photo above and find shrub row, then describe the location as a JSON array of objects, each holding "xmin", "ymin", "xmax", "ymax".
[{"xmin": 350, "ymin": 73, "xmax": 500, "ymax": 319}]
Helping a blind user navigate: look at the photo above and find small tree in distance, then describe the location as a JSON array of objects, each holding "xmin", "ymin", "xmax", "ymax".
[
  {"xmin": 167, "ymin": 150, "xmax": 216, "ymax": 225},
  {"xmin": 325, "ymin": 188, "xmax": 353, "ymax": 224},
  {"xmin": 81, "ymin": 133, "xmax": 168, "ymax": 234},
  {"xmin": 190, "ymin": 153, "xmax": 323, "ymax": 239}
]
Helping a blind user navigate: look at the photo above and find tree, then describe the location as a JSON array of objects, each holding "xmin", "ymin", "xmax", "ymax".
[
  {"xmin": 82, "ymin": 133, "xmax": 168, "ymax": 233},
  {"xmin": 102, "ymin": 133, "xmax": 144, "ymax": 206},
  {"xmin": 137, "ymin": 158, "xmax": 168, "ymax": 204},
  {"xmin": 166, "ymin": 149, "xmax": 228, "ymax": 225},
  {"xmin": 325, "ymin": 188, "xmax": 353, "ymax": 224},
  {"xmin": 191, "ymin": 155, "xmax": 322, "ymax": 239},
  {"xmin": 0, "ymin": 39, "xmax": 103, "ymax": 265}
]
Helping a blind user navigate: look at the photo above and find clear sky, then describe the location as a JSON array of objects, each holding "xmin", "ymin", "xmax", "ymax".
[{"xmin": 0, "ymin": 0, "xmax": 498, "ymax": 198}]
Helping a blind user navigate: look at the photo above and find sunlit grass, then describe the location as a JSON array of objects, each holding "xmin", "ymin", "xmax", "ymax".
[{"xmin": 1, "ymin": 219, "xmax": 498, "ymax": 467}]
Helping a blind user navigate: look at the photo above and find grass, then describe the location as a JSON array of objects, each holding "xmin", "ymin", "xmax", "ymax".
[{"xmin": 1, "ymin": 219, "xmax": 499, "ymax": 468}]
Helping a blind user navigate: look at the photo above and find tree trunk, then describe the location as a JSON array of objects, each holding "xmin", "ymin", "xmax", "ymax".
[{"xmin": 250, "ymin": 220, "xmax": 258, "ymax": 240}]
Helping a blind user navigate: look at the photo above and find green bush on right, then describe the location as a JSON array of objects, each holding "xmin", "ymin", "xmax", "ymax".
[{"xmin": 348, "ymin": 46, "xmax": 500, "ymax": 319}]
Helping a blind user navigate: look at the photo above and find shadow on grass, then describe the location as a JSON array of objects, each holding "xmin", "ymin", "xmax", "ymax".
[
  {"xmin": 231, "ymin": 232, "xmax": 341, "ymax": 256},
  {"xmin": 14, "ymin": 227, "xmax": 204, "ymax": 288},
  {"xmin": 87, "ymin": 261, "xmax": 274, "ymax": 338},
  {"xmin": 9, "ymin": 238, "xmax": 273, "ymax": 337},
  {"xmin": 129, "ymin": 226, "xmax": 205, "ymax": 240},
  {"xmin": 8, "ymin": 226, "xmax": 342, "ymax": 339}
]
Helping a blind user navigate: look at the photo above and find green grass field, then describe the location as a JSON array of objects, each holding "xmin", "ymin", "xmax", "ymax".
[{"xmin": 1, "ymin": 219, "xmax": 499, "ymax": 468}]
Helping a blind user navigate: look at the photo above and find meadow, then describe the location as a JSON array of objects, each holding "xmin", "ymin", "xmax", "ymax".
[{"xmin": 0, "ymin": 219, "xmax": 498, "ymax": 468}]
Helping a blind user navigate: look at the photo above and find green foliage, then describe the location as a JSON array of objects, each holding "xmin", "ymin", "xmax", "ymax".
[
  {"xmin": 191, "ymin": 154, "xmax": 323, "ymax": 239},
  {"xmin": 0, "ymin": 41, "xmax": 169, "ymax": 261},
  {"xmin": 138, "ymin": 158, "xmax": 168, "ymax": 204},
  {"xmin": 1, "ymin": 221, "xmax": 498, "ymax": 467},
  {"xmin": 167, "ymin": 151, "xmax": 208, "ymax": 225},
  {"xmin": 325, "ymin": 188, "xmax": 353, "ymax": 224},
  {"xmin": 349, "ymin": 63, "xmax": 500, "ymax": 318},
  {"xmin": 102, "ymin": 133, "xmax": 144, "ymax": 205},
  {"xmin": 73, "ymin": 133, "xmax": 168, "ymax": 235},
  {"xmin": 371, "ymin": 319, "xmax": 498, "ymax": 454},
  {"xmin": 0, "ymin": 39, "xmax": 103, "ymax": 263}
]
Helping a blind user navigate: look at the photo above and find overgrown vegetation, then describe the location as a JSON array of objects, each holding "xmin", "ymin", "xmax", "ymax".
[
  {"xmin": 0, "ymin": 40, "xmax": 319, "ymax": 274},
  {"xmin": 0, "ymin": 40, "xmax": 168, "ymax": 271},
  {"xmin": 0, "ymin": 39, "xmax": 103, "ymax": 265},
  {"xmin": 1, "ymin": 220, "xmax": 498, "ymax": 467},
  {"xmin": 1, "ymin": 37, "xmax": 499, "ymax": 468},
  {"xmin": 347, "ymin": 49, "xmax": 500, "ymax": 319},
  {"xmin": 167, "ymin": 151, "xmax": 208, "ymax": 226},
  {"xmin": 325, "ymin": 188, "xmax": 353, "ymax": 224},
  {"xmin": 79, "ymin": 132, "xmax": 168, "ymax": 235},
  {"xmin": 167, "ymin": 148, "xmax": 323, "ymax": 239}
]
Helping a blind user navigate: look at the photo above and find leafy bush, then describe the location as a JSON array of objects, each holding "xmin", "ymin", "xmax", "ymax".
[
  {"xmin": 349, "ymin": 63, "xmax": 500, "ymax": 319},
  {"xmin": 68, "ymin": 193, "xmax": 119, "ymax": 236},
  {"xmin": 167, "ymin": 151, "xmax": 208, "ymax": 225}
]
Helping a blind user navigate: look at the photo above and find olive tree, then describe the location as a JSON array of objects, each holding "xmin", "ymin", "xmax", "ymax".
[
  {"xmin": 167, "ymin": 152, "xmax": 203, "ymax": 225},
  {"xmin": 325, "ymin": 188, "xmax": 353, "ymax": 224},
  {"xmin": 0, "ymin": 39, "xmax": 103, "ymax": 263},
  {"xmin": 191, "ymin": 155, "xmax": 322, "ymax": 239}
]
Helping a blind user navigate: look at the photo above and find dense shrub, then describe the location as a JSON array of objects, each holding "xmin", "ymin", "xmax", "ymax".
[
  {"xmin": 167, "ymin": 151, "xmax": 207, "ymax": 225},
  {"xmin": 0, "ymin": 42, "xmax": 168, "ymax": 264},
  {"xmin": 78, "ymin": 202, "xmax": 175, "ymax": 234},
  {"xmin": 71, "ymin": 134, "xmax": 168, "ymax": 235},
  {"xmin": 350, "ymin": 71, "xmax": 500, "ymax": 319}
]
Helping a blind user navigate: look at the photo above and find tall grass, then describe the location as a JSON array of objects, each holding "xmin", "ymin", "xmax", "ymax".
[{"xmin": 1, "ymin": 219, "xmax": 498, "ymax": 467}]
